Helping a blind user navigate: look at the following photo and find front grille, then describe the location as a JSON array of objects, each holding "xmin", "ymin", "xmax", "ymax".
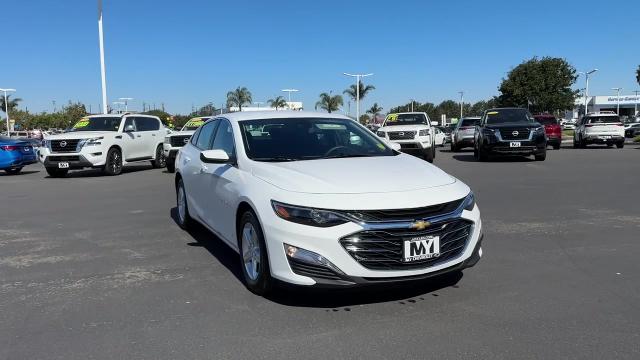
[
  {"xmin": 340, "ymin": 219, "xmax": 472, "ymax": 270},
  {"xmin": 499, "ymin": 128, "xmax": 530, "ymax": 140},
  {"xmin": 170, "ymin": 136, "xmax": 191, "ymax": 147},
  {"xmin": 48, "ymin": 155, "xmax": 80, "ymax": 161},
  {"xmin": 344, "ymin": 198, "xmax": 464, "ymax": 222},
  {"xmin": 493, "ymin": 146, "xmax": 536, "ymax": 153},
  {"xmin": 288, "ymin": 258, "xmax": 343, "ymax": 281},
  {"xmin": 50, "ymin": 139, "xmax": 81, "ymax": 153},
  {"xmin": 388, "ymin": 131, "xmax": 416, "ymax": 140}
]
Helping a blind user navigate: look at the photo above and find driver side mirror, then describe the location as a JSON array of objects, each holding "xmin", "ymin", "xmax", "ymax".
[
  {"xmin": 200, "ymin": 149, "xmax": 230, "ymax": 164},
  {"xmin": 124, "ymin": 124, "xmax": 135, "ymax": 132}
]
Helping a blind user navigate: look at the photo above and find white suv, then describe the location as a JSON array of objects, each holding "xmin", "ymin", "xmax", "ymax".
[
  {"xmin": 163, "ymin": 117, "xmax": 210, "ymax": 173},
  {"xmin": 40, "ymin": 114, "xmax": 167, "ymax": 177},
  {"xmin": 174, "ymin": 111, "xmax": 482, "ymax": 296},
  {"xmin": 573, "ymin": 111, "xmax": 625, "ymax": 148},
  {"xmin": 375, "ymin": 112, "xmax": 436, "ymax": 162}
]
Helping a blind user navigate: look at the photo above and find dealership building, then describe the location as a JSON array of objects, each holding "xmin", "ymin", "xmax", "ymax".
[{"xmin": 572, "ymin": 94, "xmax": 640, "ymax": 119}]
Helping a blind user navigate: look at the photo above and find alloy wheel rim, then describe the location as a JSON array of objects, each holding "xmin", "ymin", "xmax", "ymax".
[
  {"xmin": 158, "ymin": 148, "xmax": 166, "ymax": 167},
  {"xmin": 110, "ymin": 151, "xmax": 121, "ymax": 172},
  {"xmin": 177, "ymin": 185, "xmax": 186, "ymax": 223},
  {"xmin": 241, "ymin": 223, "xmax": 261, "ymax": 281}
]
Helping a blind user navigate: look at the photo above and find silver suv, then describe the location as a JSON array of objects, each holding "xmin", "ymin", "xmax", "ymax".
[{"xmin": 451, "ymin": 117, "xmax": 480, "ymax": 152}]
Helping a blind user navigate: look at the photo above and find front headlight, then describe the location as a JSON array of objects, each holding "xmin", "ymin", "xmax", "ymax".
[
  {"xmin": 164, "ymin": 136, "xmax": 171, "ymax": 144},
  {"xmin": 79, "ymin": 136, "xmax": 103, "ymax": 148},
  {"xmin": 535, "ymin": 126, "xmax": 545, "ymax": 134},
  {"xmin": 463, "ymin": 192, "xmax": 475, "ymax": 211},
  {"xmin": 482, "ymin": 128, "xmax": 495, "ymax": 135},
  {"xmin": 419, "ymin": 129, "xmax": 430, "ymax": 136},
  {"xmin": 376, "ymin": 131, "xmax": 386, "ymax": 138},
  {"xmin": 271, "ymin": 201, "xmax": 348, "ymax": 227}
]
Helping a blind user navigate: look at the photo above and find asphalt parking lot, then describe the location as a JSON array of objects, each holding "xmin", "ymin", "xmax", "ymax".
[{"xmin": 1, "ymin": 145, "xmax": 639, "ymax": 360}]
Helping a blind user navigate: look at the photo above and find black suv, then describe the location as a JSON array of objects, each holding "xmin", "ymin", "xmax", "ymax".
[{"xmin": 474, "ymin": 108, "xmax": 547, "ymax": 161}]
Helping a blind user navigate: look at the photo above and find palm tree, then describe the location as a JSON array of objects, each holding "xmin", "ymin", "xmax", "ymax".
[
  {"xmin": 343, "ymin": 80, "xmax": 376, "ymax": 102},
  {"xmin": 0, "ymin": 95, "xmax": 22, "ymax": 114},
  {"xmin": 226, "ymin": 87, "xmax": 252, "ymax": 111},
  {"xmin": 267, "ymin": 96, "xmax": 288, "ymax": 110},
  {"xmin": 315, "ymin": 92, "xmax": 343, "ymax": 113},
  {"xmin": 368, "ymin": 103, "xmax": 383, "ymax": 117}
]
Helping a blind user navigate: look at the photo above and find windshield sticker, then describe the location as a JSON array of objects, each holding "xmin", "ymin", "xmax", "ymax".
[
  {"xmin": 73, "ymin": 118, "xmax": 90, "ymax": 129},
  {"xmin": 184, "ymin": 118, "xmax": 205, "ymax": 128},
  {"xmin": 386, "ymin": 114, "xmax": 399, "ymax": 122},
  {"xmin": 376, "ymin": 143, "xmax": 386, "ymax": 150},
  {"xmin": 487, "ymin": 111, "xmax": 499, "ymax": 115}
]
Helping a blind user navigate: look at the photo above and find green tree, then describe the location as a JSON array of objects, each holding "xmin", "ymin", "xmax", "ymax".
[
  {"xmin": 267, "ymin": 96, "xmax": 288, "ymax": 110},
  {"xmin": 343, "ymin": 80, "xmax": 375, "ymax": 102},
  {"xmin": 226, "ymin": 87, "xmax": 252, "ymax": 111},
  {"xmin": 636, "ymin": 65, "xmax": 640, "ymax": 86},
  {"xmin": 0, "ymin": 95, "xmax": 22, "ymax": 114},
  {"xmin": 498, "ymin": 56, "xmax": 579, "ymax": 112},
  {"xmin": 315, "ymin": 92, "xmax": 343, "ymax": 113},
  {"xmin": 368, "ymin": 103, "xmax": 383, "ymax": 116},
  {"xmin": 436, "ymin": 100, "xmax": 460, "ymax": 119}
]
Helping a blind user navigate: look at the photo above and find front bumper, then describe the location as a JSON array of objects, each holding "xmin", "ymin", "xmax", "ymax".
[
  {"xmin": 163, "ymin": 144, "xmax": 183, "ymax": 157},
  {"xmin": 263, "ymin": 201, "xmax": 483, "ymax": 287},
  {"xmin": 389, "ymin": 136, "xmax": 432, "ymax": 152},
  {"xmin": 39, "ymin": 147, "xmax": 107, "ymax": 169}
]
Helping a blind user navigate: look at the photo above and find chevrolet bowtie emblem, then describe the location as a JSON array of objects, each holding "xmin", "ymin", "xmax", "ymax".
[{"xmin": 410, "ymin": 220, "xmax": 431, "ymax": 231}]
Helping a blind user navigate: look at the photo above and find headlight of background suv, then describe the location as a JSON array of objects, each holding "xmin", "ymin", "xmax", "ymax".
[
  {"xmin": 79, "ymin": 136, "xmax": 103, "ymax": 148},
  {"xmin": 271, "ymin": 201, "xmax": 348, "ymax": 227},
  {"xmin": 419, "ymin": 129, "xmax": 430, "ymax": 136},
  {"xmin": 164, "ymin": 136, "xmax": 171, "ymax": 144},
  {"xmin": 376, "ymin": 131, "xmax": 386, "ymax": 138},
  {"xmin": 535, "ymin": 126, "xmax": 545, "ymax": 134},
  {"xmin": 463, "ymin": 192, "xmax": 475, "ymax": 211}
]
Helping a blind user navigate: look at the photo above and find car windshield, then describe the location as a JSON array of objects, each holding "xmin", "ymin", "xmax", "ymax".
[
  {"xmin": 459, "ymin": 118, "xmax": 479, "ymax": 127},
  {"xmin": 485, "ymin": 109, "xmax": 534, "ymax": 124},
  {"xmin": 587, "ymin": 116, "xmax": 620, "ymax": 124},
  {"xmin": 240, "ymin": 118, "xmax": 397, "ymax": 162},
  {"xmin": 182, "ymin": 117, "xmax": 210, "ymax": 131},
  {"xmin": 385, "ymin": 113, "xmax": 428, "ymax": 126},
  {"xmin": 535, "ymin": 117, "xmax": 557, "ymax": 125},
  {"xmin": 69, "ymin": 116, "xmax": 121, "ymax": 131}
]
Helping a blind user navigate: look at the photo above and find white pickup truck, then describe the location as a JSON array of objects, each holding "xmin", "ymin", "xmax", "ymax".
[
  {"xmin": 39, "ymin": 114, "xmax": 167, "ymax": 177},
  {"xmin": 375, "ymin": 112, "xmax": 436, "ymax": 162},
  {"xmin": 163, "ymin": 117, "xmax": 210, "ymax": 173}
]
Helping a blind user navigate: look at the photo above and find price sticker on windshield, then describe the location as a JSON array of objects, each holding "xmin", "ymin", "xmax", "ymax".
[
  {"xmin": 185, "ymin": 119, "xmax": 205, "ymax": 128},
  {"xmin": 73, "ymin": 118, "xmax": 90, "ymax": 129},
  {"xmin": 386, "ymin": 114, "xmax": 399, "ymax": 122}
]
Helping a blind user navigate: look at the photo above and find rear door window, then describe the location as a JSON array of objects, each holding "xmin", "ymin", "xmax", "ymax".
[{"xmin": 136, "ymin": 117, "xmax": 160, "ymax": 131}]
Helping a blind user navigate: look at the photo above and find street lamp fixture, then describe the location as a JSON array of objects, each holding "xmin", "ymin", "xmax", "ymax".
[
  {"xmin": 611, "ymin": 87, "xmax": 622, "ymax": 115},
  {"xmin": 281, "ymin": 89, "xmax": 299, "ymax": 103},
  {"xmin": 579, "ymin": 69, "xmax": 598, "ymax": 114},
  {"xmin": 112, "ymin": 101, "xmax": 125, "ymax": 114},
  {"xmin": 0, "ymin": 88, "xmax": 16, "ymax": 136},
  {"xmin": 118, "ymin": 97, "xmax": 133, "ymax": 112},
  {"xmin": 343, "ymin": 72, "xmax": 373, "ymax": 122},
  {"xmin": 458, "ymin": 91, "xmax": 464, "ymax": 119}
]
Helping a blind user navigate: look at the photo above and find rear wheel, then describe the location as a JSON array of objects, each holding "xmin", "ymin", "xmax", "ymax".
[
  {"xmin": 4, "ymin": 167, "xmax": 22, "ymax": 175},
  {"xmin": 46, "ymin": 167, "xmax": 68, "ymax": 178},
  {"xmin": 151, "ymin": 145, "xmax": 166, "ymax": 168},
  {"xmin": 553, "ymin": 143, "xmax": 561, "ymax": 150},
  {"xmin": 238, "ymin": 210, "xmax": 273, "ymax": 296},
  {"xmin": 103, "ymin": 147, "xmax": 123, "ymax": 176}
]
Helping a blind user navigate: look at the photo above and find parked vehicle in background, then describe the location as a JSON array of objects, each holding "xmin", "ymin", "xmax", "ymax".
[
  {"xmin": 624, "ymin": 122, "xmax": 640, "ymax": 138},
  {"xmin": 376, "ymin": 112, "xmax": 436, "ymax": 162},
  {"xmin": 163, "ymin": 116, "xmax": 211, "ymax": 173},
  {"xmin": 474, "ymin": 108, "xmax": 547, "ymax": 161},
  {"xmin": 573, "ymin": 112, "xmax": 625, "ymax": 148},
  {"xmin": 39, "ymin": 114, "xmax": 167, "ymax": 177},
  {"xmin": 436, "ymin": 126, "xmax": 452, "ymax": 144},
  {"xmin": 562, "ymin": 119, "xmax": 576, "ymax": 130},
  {"xmin": 451, "ymin": 117, "xmax": 480, "ymax": 152},
  {"xmin": 533, "ymin": 114, "xmax": 562, "ymax": 150},
  {"xmin": 434, "ymin": 127, "xmax": 447, "ymax": 146},
  {"xmin": 0, "ymin": 136, "xmax": 37, "ymax": 174},
  {"xmin": 174, "ymin": 111, "xmax": 482, "ymax": 296}
]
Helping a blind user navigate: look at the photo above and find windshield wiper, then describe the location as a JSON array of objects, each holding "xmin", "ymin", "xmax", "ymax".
[
  {"xmin": 325, "ymin": 154, "xmax": 377, "ymax": 159},
  {"xmin": 252, "ymin": 157, "xmax": 300, "ymax": 162}
]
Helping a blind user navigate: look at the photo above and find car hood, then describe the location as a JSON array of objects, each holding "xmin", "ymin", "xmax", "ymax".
[
  {"xmin": 379, "ymin": 124, "xmax": 429, "ymax": 131},
  {"xmin": 45, "ymin": 131, "xmax": 115, "ymax": 139},
  {"xmin": 250, "ymin": 154, "xmax": 456, "ymax": 194},
  {"xmin": 485, "ymin": 122, "xmax": 539, "ymax": 129},
  {"xmin": 169, "ymin": 130, "xmax": 196, "ymax": 136}
]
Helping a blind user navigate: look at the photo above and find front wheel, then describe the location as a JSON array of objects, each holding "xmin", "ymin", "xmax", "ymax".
[
  {"xmin": 166, "ymin": 155, "xmax": 176, "ymax": 173},
  {"xmin": 152, "ymin": 145, "xmax": 166, "ymax": 168},
  {"xmin": 616, "ymin": 142, "xmax": 624, "ymax": 149},
  {"xmin": 474, "ymin": 145, "xmax": 488, "ymax": 162},
  {"xmin": 553, "ymin": 143, "xmax": 561, "ymax": 150},
  {"xmin": 4, "ymin": 167, "xmax": 22, "ymax": 175},
  {"xmin": 534, "ymin": 151, "xmax": 547, "ymax": 161},
  {"xmin": 103, "ymin": 147, "xmax": 123, "ymax": 176},
  {"xmin": 423, "ymin": 147, "xmax": 434, "ymax": 163},
  {"xmin": 176, "ymin": 178, "xmax": 193, "ymax": 230},
  {"xmin": 238, "ymin": 211, "xmax": 273, "ymax": 296}
]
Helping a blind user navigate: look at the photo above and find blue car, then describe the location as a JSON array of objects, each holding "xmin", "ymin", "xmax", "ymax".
[{"xmin": 0, "ymin": 136, "xmax": 38, "ymax": 175}]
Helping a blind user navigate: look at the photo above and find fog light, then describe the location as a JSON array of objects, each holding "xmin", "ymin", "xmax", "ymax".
[{"xmin": 283, "ymin": 243, "xmax": 345, "ymax": 275}]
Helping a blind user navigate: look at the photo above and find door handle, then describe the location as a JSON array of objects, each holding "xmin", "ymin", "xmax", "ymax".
[
  {"xmin": 136, "ymin": 135, "xmax": 142, "ymax": 138},
  {"xmin": 152, "ymin": 134, "xmax": 156, "ymax": 136}
]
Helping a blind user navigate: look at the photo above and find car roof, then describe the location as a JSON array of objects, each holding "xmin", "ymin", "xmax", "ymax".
[
  {"xmin": 586, "ymin": 112, "xmax": 618, "ymax": 117},
  {"xmin": 217, "ymin": 111, "xmax": 350, "ymax": 123},
  {"xmin": 86, "ymin": 113, "xmax": 159, "ymax": 118}
]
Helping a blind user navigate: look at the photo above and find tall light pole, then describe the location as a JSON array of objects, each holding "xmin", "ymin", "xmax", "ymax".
[
  {"xmin": 579, "ymin": 69, "xmax": 598, "ymax": 114},
  {"xmin": 98, "ymin": 0, "xmax": 108, "ymax": 114},
  {"xmin": 119, "ymin": 97, "xmax": 133, "ymax": 112},
  {"xmin": 633, "ymin": 90, "xmax": 639, "ymax": 116},
  {"xmin": 0, "ymin": 88, "xmax": 16, "ymax": 136},
  {"xmin": 611, "ymin": 87, "xmax": 622, "ymax": 115},
  {"xmin": 112, "ymin": 101, "xmax": 125, "ymax": 114},
  {"xmin": 343, "ymin": 72, "xmax": 373, "ymax": 122},
  {"xmin": 458, "ymin": 91, "xmax": 464, "ymax": 119},
  {"xmin": 281, "ymin": 89, "xmax": 299, "ymax": 103}
]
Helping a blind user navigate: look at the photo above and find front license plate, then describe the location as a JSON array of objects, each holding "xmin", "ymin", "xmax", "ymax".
[
  {"xmin": 600, "ymin": 135, "xmax": 611, "ymax": 139},
  {"xmin": 58, "ymin": 162, "xmax": 69, "ymax": 169},
  {"xmin": 403, "ymin": 236, "xmax": 440, "ymax": 262},
  {"xmin": 510, "ymin": 141, "xmax": 521, "ymax": 148}
]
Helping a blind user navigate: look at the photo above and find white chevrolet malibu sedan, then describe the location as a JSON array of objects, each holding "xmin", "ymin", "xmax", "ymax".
[{"xmin": 174, "ymin": 111, "xmax": 483, "ymax": 295}]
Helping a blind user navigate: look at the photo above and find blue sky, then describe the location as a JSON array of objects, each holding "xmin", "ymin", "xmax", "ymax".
[{"xmin": 3, "ymin": 0, "xmax": 639, "ymax": 115}]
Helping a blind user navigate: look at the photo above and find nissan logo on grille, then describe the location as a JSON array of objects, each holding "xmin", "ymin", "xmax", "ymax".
[
  {"xmin": 511, "ymin": 131, "xmax": 519, "ymax": 137},
  {"xmin": 59, "ymin": 141, "xmax": 67, "ymax": 147},
  {"xmin": 398, "ymin": 132, "xmax": 405, "ymax": 136}
]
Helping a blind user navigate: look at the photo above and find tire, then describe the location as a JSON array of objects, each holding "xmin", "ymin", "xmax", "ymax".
[
  {"xmin": 151, "ymin": 145, "xmax": 166, "ymax": 168},
  {"xmin": 238, "ymin": 210, "xmax": 273, "ymax": 296},
  {"xmin": 534, "ymin": 151, "xmax": 547, "ymax": 161},
  {"xmin": 423, "ymin": 146, "xmax": 434, "ymax": 163},
  {"xmin": 616, "ymin": 142, "xmax": 624, "ymax": 149},
  {"xmin": 175, "ymin": 178, "xmax": 193, "ymax": 230},
  {"xmin": 451, "ymin": 142, "xmax": 458, "ymax": 152},
  {"xmin": 166, "ymin": 155, "xmax": 176, "ymax": 173},
  {"xmin": 103, "ymin": 147, "xmax": 123, "ymax": 176},
  {"xmin": 4, "ymin": 167, "xmax": 22, "ymax": 175},
  {"xmin": 572, "ymin": 138, "xmax": 578, "ymax": 149},
  {"xmin": 474, "ymin": 145, "xmax": 488, "ymax": 162},
  {"xmin": 46, "ymin": 167, "xmax": 68, "ymax": 178},
  {"xmin": 553, "ymin": 143, "xmax": 560, "ymax": 150}
]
